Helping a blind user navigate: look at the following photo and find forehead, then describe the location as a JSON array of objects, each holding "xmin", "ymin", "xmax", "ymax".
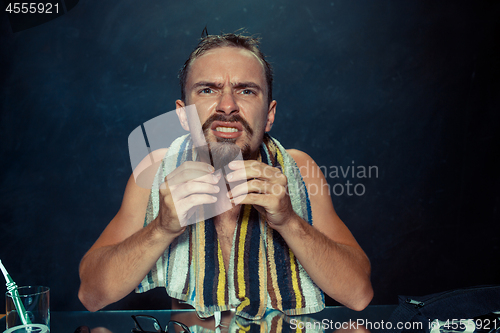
[{"xmin": 186, "ymin": 46, "xmax": 266, "ymax": 87}]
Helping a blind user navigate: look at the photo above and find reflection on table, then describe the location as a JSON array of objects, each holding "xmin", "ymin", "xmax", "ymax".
[{"xmin": 0, "ymin": 305, "xmax": 396, "ymax": 333}]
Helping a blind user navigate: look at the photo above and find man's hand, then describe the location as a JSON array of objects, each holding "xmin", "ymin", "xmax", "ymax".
[
  {"xmin": 226, "ymin": 160, "xmax": 296, "ymax": 228},
  {"xmin": 158, "ymin": 161, "xmax": 222, "ymax": 229}
]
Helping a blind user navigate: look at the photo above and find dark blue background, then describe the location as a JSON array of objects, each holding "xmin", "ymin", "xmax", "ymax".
[{"xmin": 1, "ymin": 0, "xmax": 499, "ymax": 312}]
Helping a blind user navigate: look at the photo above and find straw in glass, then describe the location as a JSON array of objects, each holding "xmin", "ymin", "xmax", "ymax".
[{"xmin": 0, "ymin": 260, "xmax": 32, "ymax": 326}]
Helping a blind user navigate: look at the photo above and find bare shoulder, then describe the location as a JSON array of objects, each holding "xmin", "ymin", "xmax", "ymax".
[
  {"xmin": 286, "ymin": 149, "xmax": 322, "ymax": 180},
  {"xmin": 286, "ymin": 148, "xmax": 311, "ymax": 164},
  {"xmin": 133, "ymin": 148, "xmax": 169, "ymax": 189}
]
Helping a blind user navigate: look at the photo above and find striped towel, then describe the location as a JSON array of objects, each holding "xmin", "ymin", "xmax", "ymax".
[{"xmin": 137, "ymin": 134, "xmax": 324, "ymax": 320}]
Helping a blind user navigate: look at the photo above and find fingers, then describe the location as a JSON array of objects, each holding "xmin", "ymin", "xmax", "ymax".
[
  {"xmin": 177, "ymin": 193, "xmax": 219, "ymax": 226},
  {"xmin": 225, "ymin": 160, "xmax": 288, "ymax": 205},
  {"xmin": 171, "ymin": 182, "xmax": 220, "ymax": 201},
  {"xmin": 228, "ymin": 178, "xmax": 273, "ymax": 197},
  {"xmin": 164, "ymin": 162, "xmax": 222, "ymax": 200},
  {"xmin": 157, "ymin": 161, "xmax": 225, "ymax": 228},
  {"xmin": 226, "ymin": 160, "xmax": 286, "ymax": 185},
  {"xmin": 225, "ymin": 161, "xmax": 292, "ymax": 226},
  {"xmin": 229, "ymin": 179, "xmax": 287, "ymax": 202},
  {"xmin": 177, "ymin": 193, "xmax": 218, "ymax": 208},
  {"xmin": 166, "ymin": 161, "xmax": 217, "ymax": 186},
  {"xmin": 159, "ymin": 171, "xmax": 220, "ymax": 195}
]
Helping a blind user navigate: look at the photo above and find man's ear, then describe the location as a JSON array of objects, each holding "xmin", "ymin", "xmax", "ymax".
[
  {"xmin": 265, "ymin": 100, "xmax": 277, "ymax": 132},
  {"xmin": 176, "ymin": 99, "xmax": 190, "ymax": 131}
]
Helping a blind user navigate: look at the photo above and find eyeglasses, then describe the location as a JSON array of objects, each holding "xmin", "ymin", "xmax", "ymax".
[{"xmin": 131, "ymin": 315, "xmax": 191, "ymax": 333}]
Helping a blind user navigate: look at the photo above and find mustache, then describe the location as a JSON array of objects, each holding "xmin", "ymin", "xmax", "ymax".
[{"xmin": 201, "ymin": 113, "xmax": 254, "ymax": 137}]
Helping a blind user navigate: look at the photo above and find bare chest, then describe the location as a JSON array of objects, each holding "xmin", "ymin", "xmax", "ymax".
[{"xmin": 214, "ymin": 208, "xmax": 240, "ymax": 272}]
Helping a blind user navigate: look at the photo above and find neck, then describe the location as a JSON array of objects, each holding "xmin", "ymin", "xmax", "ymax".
[{"xmin": 217, "ymin": 205, "xmax": 241, "ymax": 220}]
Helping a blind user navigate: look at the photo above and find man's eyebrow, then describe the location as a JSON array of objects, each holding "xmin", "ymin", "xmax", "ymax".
[
  {"xmin": 190, "ymin": 81, "xmax": 263, "ymax": 91},
  {"xmin": 232, "ymin": 82, "xmax": 263, "ymax": 91},
  {"xmin": 191, "ymin": 81, "xmax": 221, "ymax": 90}
]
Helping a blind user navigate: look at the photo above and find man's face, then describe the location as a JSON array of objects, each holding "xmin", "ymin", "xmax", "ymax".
[{"xmin": 176, "ymin": 46, "xmax": 276, "ymax": 161}]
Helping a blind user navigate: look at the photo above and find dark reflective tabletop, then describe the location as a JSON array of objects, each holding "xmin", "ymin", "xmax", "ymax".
[{"xmin": 1, "ymin": 305, "xmax": 397, "ymax": 333}]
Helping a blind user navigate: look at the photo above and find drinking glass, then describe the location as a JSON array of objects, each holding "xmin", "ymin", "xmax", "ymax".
[{"xmin": 5, "ymin": 286, "xmax": 50, "ymax": 333}]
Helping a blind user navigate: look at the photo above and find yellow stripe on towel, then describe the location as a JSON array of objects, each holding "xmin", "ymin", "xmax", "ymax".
[
  {"xmin": 197, "ymin": 219, "xmax": 206, "ymax": 309},
  {"xmin": 266, "ymin": 226, "xmax": 283, "ymax": 310},
  {"xmin": 216, "ymin": 239, "xmax": 226, "ymax": 305},
  {"xmin": 276, "ymin": 147, "xmax": 285, "ymax": 172},
  {"xmin": 237, "ymin": 205, "xmax": 252, "ymax": 310},
  {"xmin": 289, "ymin": 249, "xmax": 303, "ymax": 308}
]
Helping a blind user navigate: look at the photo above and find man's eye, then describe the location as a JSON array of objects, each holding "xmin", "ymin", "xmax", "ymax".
[
  {"xmin": 200, "ymin": 88, "xmax": 213, "ymax": 94},
  {"xmin": 241, "ymin": 89, "xmax": 255, "ymax": 95}
]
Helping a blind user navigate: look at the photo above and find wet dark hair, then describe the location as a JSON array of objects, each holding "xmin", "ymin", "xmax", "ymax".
[{"xmin": 178, "ymin": 32, "xmax": 273, "ymax": 105}]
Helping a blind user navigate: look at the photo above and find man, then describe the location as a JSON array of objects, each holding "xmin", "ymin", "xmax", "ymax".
[{"xmin": 78, "ymin": 32, "xmax": 373, "ymax": 318}]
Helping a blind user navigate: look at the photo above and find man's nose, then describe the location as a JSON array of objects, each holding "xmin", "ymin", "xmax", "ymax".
[{"xmin": 216, "ymin": 91, "xmax": 239, "ymax": 114}]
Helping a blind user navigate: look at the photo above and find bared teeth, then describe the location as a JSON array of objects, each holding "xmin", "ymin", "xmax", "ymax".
[{"xmin": 215, "ymin": 127, "xmax": 239, "ymax": 133}]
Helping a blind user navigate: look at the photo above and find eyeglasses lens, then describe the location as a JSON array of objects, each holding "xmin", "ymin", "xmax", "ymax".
[
  {"xmin": 167, "ymin": 321, "xmax": 190, "ymax": 333},
  {"xmin": 134, "ymin": 316, "xmax": 162, "ymax": 332}
]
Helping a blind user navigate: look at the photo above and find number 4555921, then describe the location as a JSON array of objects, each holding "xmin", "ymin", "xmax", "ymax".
[{"xmin": 5, "ymin": 3, "xmax": 59, "ymax": 14}]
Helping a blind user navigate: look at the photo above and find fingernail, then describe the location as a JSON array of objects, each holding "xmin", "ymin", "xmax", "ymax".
[
  {"xmin": 213, "ymin": 185, "xmax": 220, "ymax": 192},
  {"xmin": 208, "ymin": 165, "xmax": 215, "ymax": 172},
  {"xmin": 227, "ymin": 173, "xmax": 233, "ymax": 181}
]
